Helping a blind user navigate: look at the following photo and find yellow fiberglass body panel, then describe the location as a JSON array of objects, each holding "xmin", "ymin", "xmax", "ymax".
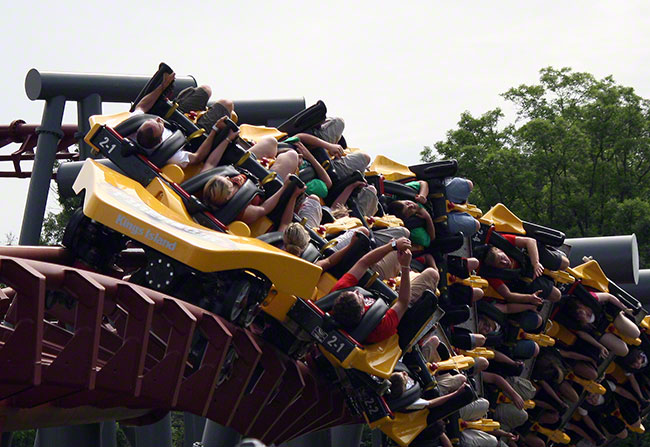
[
  {"xmin": 447, "ymin": 201, "xmax": 483, "ymax": 218},
  {"xmin": 72, "ymin": 159, "xmax": 321, "ymax": 299},
  {"xmin": 369, "ymin": 155, "xmax": 416, "ymax": 181},
  {"xmin": 570, "ymin": 261, "xmax": 609, "ymax": 293},
  {"xmin": 479, "ymin": 203, "xmax": 526, "ymax": 235},
  {"xmin": 239, "ymin": 124, "xmax": 287, "ymax": 143},
  {"xmin": 88, "ymin": 112, "xmax": 132, "ymax": 129},
  {"xmin": 379, "ymin": 410, "xmax": 428, "ymax": 447},
  {"xmin": 546, "ymin": 320, "xmax": 577, "ymax": 346},
  {"xmin": 319, "ymin": 334, "xmax": 401, "ymax": 379}
]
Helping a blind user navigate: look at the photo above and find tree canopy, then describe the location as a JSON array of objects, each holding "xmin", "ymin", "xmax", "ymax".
[{"xmin": 422, "ymin": 67, "xmax": 650, "ymax": 266}]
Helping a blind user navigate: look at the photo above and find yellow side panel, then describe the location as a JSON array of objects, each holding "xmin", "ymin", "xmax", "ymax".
[
  {"xmin": 160, "ymin": 164, "xmax": 185, "ymax": 184},
  {"xmin": 570, "ymin": 260, "xmax": 609, "ymax": 293},
  {"xmin": 324, "ymin": 217, "xmax": 363, "ymax": 235},
  {"xmin": 369, "ymin": 215, "xmax": 404, "ymax": 228},
  {"xmin": 248, "ymin": 217, "xmax": 274, "ymax": 238},
  {"xmin": 319, "ymin": 334, "xmax": 401, "ymax": 379},
  {"xmin": 379, "ymin": 410, "xmax": 429, "ymax": 447},
  {"xmin": 88, "ymin": 112, "xmax": 133, "ymax": 129},
  {"xmin": 261, "ymin": 289, "xmax": 297, "ymax": 323},
  {"xmin": 369, "ymin": 155, "xmax": 416, "ymax": 181},
  {"xmin": 73, "ymin": 160, "xmax": 321, "ymax": 299},
  {"xmin": 484, "ymin": 285, "xmax": 506, "ymax": 302},
  {"xmin": 315, "ymin": 273, "xmax": 339, "ymax": 299},
  {"xmin": 239, "ymin": 124, "xmax": 287, "ymax": 143},
  {"xmin": 145, "ymin": 177, "xmax": 192, "ymax": 219},
  {"xmin": 547, "ymin": 320, "xmax": 577, "ymax": 345},
  {"xmin": 447, "ymin": 201, "xmax": 483, "ymax": 218},
  {"xmin": 479, "ymin": 203, "xmax": 525, "ymax": 235}
]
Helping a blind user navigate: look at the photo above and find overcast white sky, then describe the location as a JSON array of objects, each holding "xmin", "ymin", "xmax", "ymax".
[{"xmin": 1, "ymin": 0, "xmax": 648, "ymax": 241}]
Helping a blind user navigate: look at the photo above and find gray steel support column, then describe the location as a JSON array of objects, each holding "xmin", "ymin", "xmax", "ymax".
[
  {"xmin": 565, "ymin": 235, "xmax": 639, "ymax": 285},
  {"xmin": 201, "ymin": 421, "xmax": 241, "ymax": 447},
  {"xmin": 621, "ymin": 270, "xmax": 650, "ymax": 305},
  {"xmin": 131, "ymin": 413, "xmax": 172, "ymax": 447},
  {"xmin": 0, "ymin": 432, "xmax": 12, "ymax": 447},
  {"xmin": 330, "ymin": 424, "xmax": 363, "ymax": 447},
  {"xmin": 25, "ymin": 69, "xmax": 196, "ymax": 103},
  {"xmin": 77, "ymin": 93, "xmax": 102, "ymax": 159},
  {"xmin": 19, "ymin": 95, "xmax": 65, "ymax": 245},
  {"xmin": 215, "ymin": 98, "xmax": 305, "ymax": 127},
  {"xmin": 371, "ymin": 429, "xmax": 383, "ymax": 447},
  {"xmin": 183, "ymin": 413, "xmax": 207, "ymax": 447},
  {"xmin": 122, "ymin": 426, "xmax": 137, "ymax": 447},
  {"xmin": 101, "ymin": 421, "xmax": 117, "ymax": 447},
  {"xmin": 282, "ymin": 429, "xmax": 331, "ymax": 447},
  {"xmin": 35, "ymin": 424, "xmax": 101, "ymax": 446}
]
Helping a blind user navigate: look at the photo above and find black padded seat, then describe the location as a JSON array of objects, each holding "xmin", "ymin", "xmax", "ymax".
[
  {"xmin": 408, "ymin": 160, "xmax": 458, "ymax": 180},
  {"xmin": 350, "ymin": 299, "xmax": 389, "ymax": 343},
  {"xmin": 315, "ymin": 287, "xmax": 389, "ymax": 344},
  {"xmin": 324, "ymin": 170, "xmax": 365, "ymax": 206},
  {"xmin": 398, "ymin": 290, "xmax": 439, "ymax": 351},
  {"xmin": 114, "ymin": 113, "xmax": 160, "ymax": 137},
  {"xmin": 385, "ymin": 363, "xmax": 423, "ymax": 411},
  {"xmin": 256, "ymin": 231, "xmax": 322, "ymax": 263},
  {"xmin": 301, "ymin": 244, "xmax": 321, "ymax": 263},
  {"xmin": 325, "ymin": 232, "xmax": 372, "ymax": 279},
  {"xmin": 112, "ymin": 113, "xmax": 188, "ymax": 168},
  {"xmin": 476, "ymin": 300, "xmax": 506, "ymax": 326},
  {"xmin": 149, "ymin": 130, "xmax": 186, "ymax": 168},
  {"xmin": 522, "ymin": 221, "xmax": 565, "ymax": 247},
  {"xmin": 219, "ymin": 141, "xmax": 283, "ymax": 198},
  {"xmin": 277, "ymin": 100, "xmax": 327, "ymax": 135},
  {"xmin": 180, "ymin": 166, "xmax": 262, "ymax": 225},
  {"xmin": 383, "ymin": 180, "xmax": 418, "ymax": 201},
  {"xmin": 315, "ymin": 286, "xmax": 371, "ymax": 312}
]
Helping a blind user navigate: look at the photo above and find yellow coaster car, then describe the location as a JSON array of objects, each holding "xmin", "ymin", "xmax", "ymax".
[{"xmin": 66, "ymin": 118, "xmax": 421, "ymax": 385}]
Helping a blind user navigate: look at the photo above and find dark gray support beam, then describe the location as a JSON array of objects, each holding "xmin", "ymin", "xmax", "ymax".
[
  {"xmin": 25, "ymin": 69, "xmax": 196, "ymax": 102},
  {"xmin": 226, "ymin": 98, "xmax": 305, "ymax": 127},
  {"xmin": 330, "ymin": 424, "xmax": 363, "ymax": 447},
  {"xmin": 131, "ymin": 413, "xmax": 172, "ymax": 447},
  {"xmin": 371, "ymin": 429, "xmax": 383, "ymax": 447},
  {"xmin": 565, "ymin": 235, "xmax": 639, "ymax": 285},
  {"xmin": 183, "ymin": 414, "xmax": 207, "ymax": 447},
  {"xmin": 283, "ymin": 429, "xmax": 331, "ymax": 447},
  {"xmin": 101, "ymin": 421, "xmax": 117, "ymax": 447},
  {"xmin": 201, "ymin": 422, "xmax": 240, "ymax": 447},
  {"xmin": 35, "ymin": 424, "xmax": 101, "ymax": 446},
  {"xmin": 621, "ymin": 269, "xmax": 650, "ymax": 304},
  {"xmin": 77, "ymin": 93, "xmax": 102, "ymax": 159},
  {"xmin": 19, "ymin": 95, "xmax": 65, "ymax": 245}
]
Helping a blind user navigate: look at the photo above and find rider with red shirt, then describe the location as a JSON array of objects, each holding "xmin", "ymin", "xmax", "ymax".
[{"xmin": 329, "ymin": 237, "xmax": 413, "ymax": 344}]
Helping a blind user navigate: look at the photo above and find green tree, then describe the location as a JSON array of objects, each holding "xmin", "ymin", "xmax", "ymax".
[
  {"xmin": 423, "ymin": 66, "xmax": 650, "ymax": 266},
  {"xmin": 39, "ymin": 189, "xmax": 82, "ymax": 246}
]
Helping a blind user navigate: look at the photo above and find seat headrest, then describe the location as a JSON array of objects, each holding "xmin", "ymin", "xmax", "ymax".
[
  {"xmin": 180, "ymin": 165, "xmax": 261, "ymax": 224},
  {"xmin": 180, "ymin": 165, "xmax": 240, "ymax": 196},
  {"xmin": 114, "ymin": 113, "xmax": 162, "ymax": 137},
  {"xmin": 350, "ymin": 298, "xmax": 389, "ymax": 343},
  {"xmin": 315, "ymin": 286, "xmax": 374, "ymax": 312},
  {"xmin": 212, "ymin": 180, "xmax": 261, "ymax": 225},
  {"xmin": 385, "ymin": 366, "xmax": 423, "ymax": 411},
  {"xmin": 149, "ymin": 130, "xmax": 186, "ymax": 167}
]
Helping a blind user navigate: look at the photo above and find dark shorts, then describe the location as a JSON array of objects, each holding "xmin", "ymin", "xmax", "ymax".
[
  {"xmin": 175, "ymin": 87, "xmax": 210, "ymax": 113},
  {"xmin": 511, "ymin": 275, "xmax": 555, "ymax": 300},
  {"xmin": 512, "ymin": 339, "xmax": 538, "ymax": 359},
  {"xmin": 175, "ymin": 87, "xmax": 230, "ymax": 131},
  {"xmin": 538, "ymin": 244, "xmax": 565, "ymax": 270},
  {"xmin": 197, "ymin": 103, "xmax": 229, "ymax": 130}
]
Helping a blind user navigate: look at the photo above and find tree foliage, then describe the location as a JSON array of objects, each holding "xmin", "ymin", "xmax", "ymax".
[
  {"xmin": 39, "ymin": 190, "xmax": 82, "ymax": 246},
  {"xmin": 423, "ymin": 67, "xmax": 650, "ymax": 266}
]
